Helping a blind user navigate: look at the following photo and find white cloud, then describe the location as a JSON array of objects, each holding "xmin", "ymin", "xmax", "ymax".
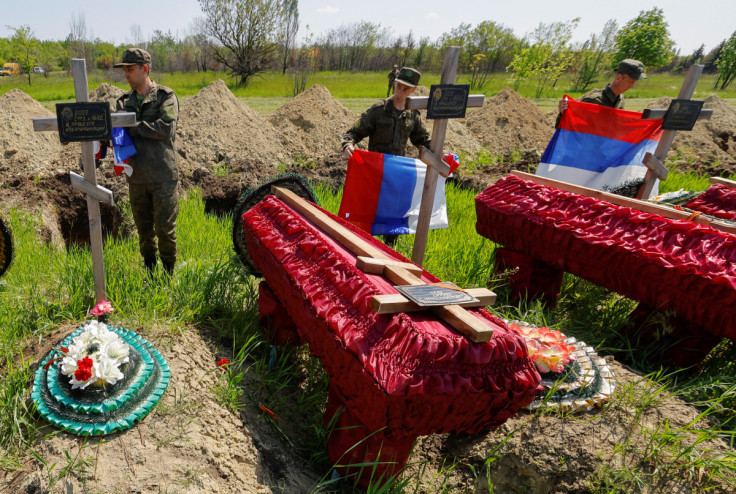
[
  {"xmin": 425, "ymin": 12, "xmax": 439, "ymax": 20},
  {"xmin": 317, "ymin": 6, "xmax": 340, "ymax": 14}
]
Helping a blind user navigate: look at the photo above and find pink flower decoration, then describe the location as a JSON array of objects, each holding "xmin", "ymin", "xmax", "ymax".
[
  {"xmin": 89, "ymin": 300, "xmax": 115, "ymax": 317},
  {"xmin": 508, "ymin": 323, "xmax": 576, "ymax": 374}
]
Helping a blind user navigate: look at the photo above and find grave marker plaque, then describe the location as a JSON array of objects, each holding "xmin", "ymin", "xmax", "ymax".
[
  {"xmin": 661, "ymin": 99, "xmax": 705, "ymax": 131},
  {"xmin": 426, "ymin": 84, "xmax": 470, "ymax": 119},
  {"xmin": 55, "ymin": 102, "xmax": 112, "ymax": 143}
]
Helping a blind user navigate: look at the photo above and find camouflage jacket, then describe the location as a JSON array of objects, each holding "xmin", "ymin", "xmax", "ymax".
[
  {"xmin": 555, "ymin": 83, "xmax": 625, "ymax": 127},
  {"xmin": 115, "ymin": 82, "xmax": 179, "ymax": 184},
  {"xmin": 341, "ymin": 98, "xmax": 430, "ymax": 157},
  {"xmin": 580, "ymin": 83, "xmax": 625, "ymax": 109}
]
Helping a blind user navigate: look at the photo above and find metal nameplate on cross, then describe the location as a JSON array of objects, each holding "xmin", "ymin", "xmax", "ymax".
[
  {"xmin": 32, "ymin": 58, "xmax": 136, "ymax": 303},
  {"xmin": 636, "ymin": 64, "xmax": 713, "ymax": 199},
  {"xmin": 404, "ymin": 46, "xmax": 486, "ymax": 266}
]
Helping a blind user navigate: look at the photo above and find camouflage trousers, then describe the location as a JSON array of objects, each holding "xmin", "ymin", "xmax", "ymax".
[{"xmin": 129, "ymin": 181, "xmax": 179, "ymax": 268}]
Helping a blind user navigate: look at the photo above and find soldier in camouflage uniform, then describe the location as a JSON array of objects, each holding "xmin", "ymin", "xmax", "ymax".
[
  {"xmin": 342, "ymin": 66, "xmax": 430, "ymax": 159},
  {"xmin": 342, "ymin": 67, "xmax": 430, "ymax": 246},
  {"xmin": 556, "ymin": 59, "xmax": 646, "ymax": 127},
  {"xmin": 387, "ymin": 65, "xmax": 399, "ymax": 97},
  {"xmin": 114, "ymin": 48, "xmax": 179, "ymax": 276}
]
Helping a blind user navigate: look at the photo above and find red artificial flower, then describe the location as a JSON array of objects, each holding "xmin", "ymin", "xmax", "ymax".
[
  {"xmin": 74, "ymin": 356, "xmax": 94, "ymax": 381},
  {"xmin": 75, "ymin": 365, "xmax": 92, "ymax": 382},
  {"xmin": 217, "ymin": 358, "xmax": 230, "ymax": 372}
]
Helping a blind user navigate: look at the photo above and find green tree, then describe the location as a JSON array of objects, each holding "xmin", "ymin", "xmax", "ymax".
[
  {"xmin": 571, "ymin": 19, "xmax": 618, "ymax": 91},
  {"xmin": 7, "ymin": 25, "xmax": 38, "ymax": 85},
  {"xmin": 466, "ymin": 21, "xmax": 518, "ymax": 90},
  {"xmin": 715, "ymin": 31, "xmax": 736, "ymax": 89},
  {"xmin": 149, "ymin": 30, "xmax": 177, "ymax": 73},
  {"xmin": 613, "ymin": 8, "xmax": 675, "ymax": 69},
  {"xmin": 508, "ymin": 19, "xmax": 579, "ymax": 97},
  {"xmin": 198, "ymin": 0, "xmax": 285, "ymax": 87},
  {"xmin": 279, "ymin": 0, "xmax": 299, "ymax": 74}
]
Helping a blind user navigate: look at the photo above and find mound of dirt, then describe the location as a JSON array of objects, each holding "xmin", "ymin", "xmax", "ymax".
[
  {"xmin": 0, "ymin": 89, "xmax": 63, "ymax": 181},
  {"xmin": 647, "ymin": 95, "xmax": 736, "ymax": 175},
  {"xmin": 269, "ymin": 84, "xmax": 354, "ymax": 161},
  {"xmin": 89, "ymin": 83, "xmax": 126, "ymax": 112},
  {"xmin": 177, "ymin": 80, "xmax": 284, "ymax": 176},
  {"xmin": 465, "ymin": 86, "xmax": 555, "ymax": 160}
]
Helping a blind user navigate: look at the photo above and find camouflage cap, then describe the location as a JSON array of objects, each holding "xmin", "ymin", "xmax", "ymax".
[
  {"xmin": 396, "ymin": 67, "xmax": 421, "ymax": 87},
  {"xmin": 113, "ymin": 48, "xmax": 152, "ymax": 68},
  {"xmin": 616, "ymin": 59, "xmax": 646, "ymax": 80}
]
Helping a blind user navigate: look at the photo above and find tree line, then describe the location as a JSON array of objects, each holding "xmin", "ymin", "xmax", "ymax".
[{"xmin": 2, "ymin": 2, "xmax": 735, "ymax": 92}]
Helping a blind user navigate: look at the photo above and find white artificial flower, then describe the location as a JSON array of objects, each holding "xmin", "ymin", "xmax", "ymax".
[
  {"xmin": 59, "ymin": 322, "xmax": 130, "ymax": 387},
  {"xmin": 95, "ymin": 358, "xmax": 124, "ymax": 385},
  {"xmin": 104, "ymin": 340, "xmax": 130, "ymax": 365}
]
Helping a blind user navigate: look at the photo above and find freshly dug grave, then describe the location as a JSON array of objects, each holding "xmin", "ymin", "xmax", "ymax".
[
  {"xmin": 647, "ymin": 95, "xmax": 736, "ymax": 176},
  {"xmin": 268, "ymin": 84, "xmax": 355, "ymax": 161},
  {"xmin": 0, "ymin": 89, "xmax": 64, "ymax": 181},
  {"xmin": 176, "ymin": 80, "xmax": 285, "ymax": 176},
  {"xmin": 465, "ymin": 86, "xmax": 556, "ymax": 161}
]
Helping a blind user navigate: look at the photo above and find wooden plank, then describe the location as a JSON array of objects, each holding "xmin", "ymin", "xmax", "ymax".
[
  {"xmin": 406, "ymin": 94, "xmax": 485, "ymax": 110},
  {"xmin": 710, "ymin": 176, "xmax": 736, "ymax": 189},
  {"xmin": 411, "ymin": 46, "xmax": 460, "ymax": 266},
  {"xmin": 69, "ymin": 172, "xmax": 114, "ymax": 205},
  {"xmin": 371, "ymin": 288, "xmax": 496, "ymax": 314},
  {"xmin": 642, "ymin": 152, "xmax": 669, "ymax": 180},
  {"xmin": 33, "ymin": 112, "xmax": 137, "ymax": 132},
  {"xmin": 271, "ymin": 186, "xmax": 392, "ymax": 261},
  {"xmin": 511, "ymin": 170, "xmax": 736, "ymax": 234},
  {"xmin": 637, "ymin": 64, "xmax": 704, "ymax": 200},
  {"xmin": 356, "ymin": 256, "xmax": 423, "ymax": 276},
  {"xmin": 434, "ymin": 305, "xmax": 495, "ymax": 343},
  {"xmin": 72, "ymin": 59, "xmax": 106, "ymax": 303},
  {"xmin": 419, "ymin": 146, "xmax": 451, "ymax": 178},
  {"xmin": 642, "ymin": 108, "xmax": 712, "ymax": 120}
]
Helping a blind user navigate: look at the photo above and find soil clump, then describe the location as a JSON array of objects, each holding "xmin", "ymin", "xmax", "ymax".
[{"xmin": 465, "ymin": 86, "xmax": 555, "ymax": 162}]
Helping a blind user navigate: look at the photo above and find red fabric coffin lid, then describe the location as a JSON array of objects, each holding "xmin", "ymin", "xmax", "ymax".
[{"xmin": 243, "ymin": 195, "xmax": 542, "ymax": 435}]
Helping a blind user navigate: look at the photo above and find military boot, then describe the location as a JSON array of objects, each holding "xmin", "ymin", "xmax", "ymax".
[
  {"xmin": 162, "ymin": 260, "xmax": 175, "ymax": 277},
  {"xmin": 143, "ymin": 256, "xmax": 157, "ymax": 276}
]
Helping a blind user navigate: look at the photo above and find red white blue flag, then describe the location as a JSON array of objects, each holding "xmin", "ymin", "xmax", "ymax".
[
  {"xmin": 537, "ymin": 97, "xmax": 663, "ymax": 195},
  {"xmin": 338, "ymin": 149, "xmax": 448, "ymax": 235}
]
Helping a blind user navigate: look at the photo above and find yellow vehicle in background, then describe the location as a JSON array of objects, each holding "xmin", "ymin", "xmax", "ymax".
[{"xmin": 0, "ymin": 63, "xmax": 20, "ymax": 76}]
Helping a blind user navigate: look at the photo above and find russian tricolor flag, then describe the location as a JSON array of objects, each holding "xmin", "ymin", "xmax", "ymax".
[
  {"xmin": 338, "ymin": 149, "xmax": 448, "ymax": 235},
  {"xmin": 537, "ymin": 97, "xmax": 663, "ymax": 195}
]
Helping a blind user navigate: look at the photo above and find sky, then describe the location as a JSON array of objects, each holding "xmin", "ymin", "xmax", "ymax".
[{"xmin": 2, "ymin": 0, "xmax": 734, "ymax": 55}]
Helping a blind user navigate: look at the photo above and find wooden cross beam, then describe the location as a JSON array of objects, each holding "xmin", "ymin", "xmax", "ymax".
[
  {"xmin": 33, "ymin": 58, "xmax": 136, "ymax": 303},
  {"xmin": 271, "ymin": 185, "xmax": 497, "ymax": 342},
  {"xmin": 406, "ymin": 46, "xmax": 485, "ymax": 266},
  {"xmin": 636, "ymin": 64, "xmax": 712, "ymax": 199}
]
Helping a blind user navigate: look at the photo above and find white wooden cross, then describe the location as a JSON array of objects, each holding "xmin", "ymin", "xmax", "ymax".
[
  {"xmin": 405, "ymin": 46, "xmax": 485, "ymax": 265},
  {"xmin": 636, "ymin": 64, "xmax": 713, "ymax": 199},
  {"xmin": 33, "ymin": 58, "xmax": 136, "ymax": 303}
]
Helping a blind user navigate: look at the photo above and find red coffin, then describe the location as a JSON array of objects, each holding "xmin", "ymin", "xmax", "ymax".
[
  {"xmin": 475, "ymin": 175, "xmax": 736, "ymax": 342},
  {"xmin": 242, "ymin": 194, "xmax": 541, "ymax": 483},
  {"xmin": 686, "ymin": 183, "xmax": 736, "ymax": 222}
]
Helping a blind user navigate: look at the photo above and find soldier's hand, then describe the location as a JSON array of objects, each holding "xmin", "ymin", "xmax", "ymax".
[
  {"xmin": 343, "ymin": 144, "xmax": 355, "ymax": 160},
  {"xmin": 558, "ymin": 98, "xmax": 568, "ymax": 113}
]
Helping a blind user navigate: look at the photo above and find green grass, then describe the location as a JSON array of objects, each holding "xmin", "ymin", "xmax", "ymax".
[
  {"xmin": 3, "ymin": 70, "xmax": 735, "ymax": 115},
  {"xmin": 1, "ymin": 171, "xmax": 736, "ymax": 491}
]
